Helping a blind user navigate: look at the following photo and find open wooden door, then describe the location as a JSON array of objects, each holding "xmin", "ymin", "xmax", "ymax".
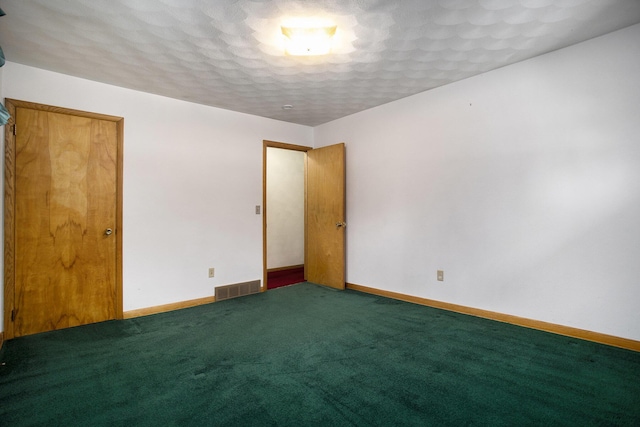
[{"xmin": 306, "ymin": 143, "xmax": 346, "ymax": 290}]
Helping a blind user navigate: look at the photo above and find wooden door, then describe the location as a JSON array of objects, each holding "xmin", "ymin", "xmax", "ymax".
[
  {"xmin": 306, "ymin": 143, "xmax": 346, "ymax": 290},
  {"xmin": 4, "ymin": 100, "xmax": 123, "ymax": 338}
]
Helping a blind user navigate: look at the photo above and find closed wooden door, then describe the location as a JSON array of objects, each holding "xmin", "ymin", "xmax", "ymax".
[
  {"xmin": 5, "ymin": 100, "xmax": 123, "ymax": 338},
  {"xmin": 306, "ymin": 143, "xmax": 345, "ymax": 290}
]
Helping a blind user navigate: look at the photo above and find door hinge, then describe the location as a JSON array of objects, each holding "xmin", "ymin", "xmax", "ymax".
[
  {"xmin": 11, "ymin": 309, "xmax": 16, "ymax": 322},
  {"xmin": 12, "ymin": 124, "xmax": 17, "ymax": 136}
]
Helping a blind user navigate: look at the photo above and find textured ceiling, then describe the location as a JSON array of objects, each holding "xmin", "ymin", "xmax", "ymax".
[{"xmin": 1, "ymin": 0, "xmax": 639, "ymax": 126}]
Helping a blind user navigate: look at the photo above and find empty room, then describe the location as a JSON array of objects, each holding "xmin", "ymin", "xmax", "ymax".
[{"xmin": 1, "ymin": 1, "xmax": 639, "ymax": 425}]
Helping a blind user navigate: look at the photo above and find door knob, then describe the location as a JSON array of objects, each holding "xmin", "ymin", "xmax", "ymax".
[
  {"xmin": 105, "ymin": 228, "xmax": 113, "ymax": 236},
  {"xmin": 336, "ymin": 222, "xmax": 346, "ymax": 228}
]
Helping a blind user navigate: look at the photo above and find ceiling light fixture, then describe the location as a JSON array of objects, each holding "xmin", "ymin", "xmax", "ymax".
[{"xmin": 281, "ymin": 23, "xmax": 337, "ymax": 56}]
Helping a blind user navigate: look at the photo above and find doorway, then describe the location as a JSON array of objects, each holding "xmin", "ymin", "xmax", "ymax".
[
  {"xmin": 265, "ymin": 146, "xmax": 306, "ymax": 289},
  {"xmin": 3, "ymin": 99, "xmax": 124, "ymax": 339},
  {"xmin": 263, "ymin": 141, "xmax": 310, "ymax": 290},
  {"xmin": 262, "ymin": 140, "xmax": 346, "ymax": 291}
]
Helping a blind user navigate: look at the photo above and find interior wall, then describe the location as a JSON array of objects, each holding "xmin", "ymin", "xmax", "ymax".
[
  {"xmin": 314, "ymin": 24, "xmax": 640, "ymax": 341},
  {"xmin": 0, "ymin": 62, "xmax": 313, "ymax": 332},
  {"xmin": 2, "ymin": 25, "xmax": 639, "ymax": 342},
  {"xmin": 266, "ymin": 147, "xmax": 305, "ymax": 269}
]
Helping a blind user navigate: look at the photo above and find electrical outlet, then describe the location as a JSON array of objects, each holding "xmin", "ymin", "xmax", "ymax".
[
  {"xmin": 437, "ymin": 270, "xmax": 444, "ymax": 281},
  {"xmin": 208, "ymin": 268, "xmax": 215, "ymax": 278}
]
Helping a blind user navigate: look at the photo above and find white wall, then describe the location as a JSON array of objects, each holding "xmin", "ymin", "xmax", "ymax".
[
  {"xmin": 314, "ymin": 24, "xmax": 640, "ymax": 341},
  {"xmin": 266, "ymin": 147, "xmax": 305, "ymax": 269},
  {"xmin": 0, "ymin": 62, "xmax": 313, "ymax": 332}
]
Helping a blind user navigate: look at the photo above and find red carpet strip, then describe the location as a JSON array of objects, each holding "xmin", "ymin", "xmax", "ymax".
[{"xmin": 267, "ymin": 267, "xmax": 305, "ymax": 289}]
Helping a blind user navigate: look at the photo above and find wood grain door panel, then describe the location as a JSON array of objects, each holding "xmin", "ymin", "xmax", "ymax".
[
  {"xmin": 10, "ymin": 104, "xmax": 120, "ymax": 337},
  {"xmin": 306, "ymin": 143, "xmax": 345, "ymax": 290}
]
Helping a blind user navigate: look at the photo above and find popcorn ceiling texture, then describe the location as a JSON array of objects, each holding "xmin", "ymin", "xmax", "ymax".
[{"xmin": 1, "ymin": 0, "xmax": 639, "ymax": 126}]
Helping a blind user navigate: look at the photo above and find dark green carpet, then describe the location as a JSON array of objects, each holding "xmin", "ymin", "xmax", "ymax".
[{"xmin": 1, "ymin": 283, "xmax": 639, "ymax": 426}]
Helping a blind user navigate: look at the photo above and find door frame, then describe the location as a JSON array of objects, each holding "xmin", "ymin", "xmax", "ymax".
[
  {"xmin": 3, "ymin": 99, "xmax": 125, "ymax": 339},
  {"xmin": 262, "ymin": 140, "xmax": 312, "ymax": 291}
]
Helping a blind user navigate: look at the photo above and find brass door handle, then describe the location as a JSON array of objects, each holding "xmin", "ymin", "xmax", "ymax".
[{"xmin": 105, "ymin": 228, "xmax": 113, "ymax": 236}]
